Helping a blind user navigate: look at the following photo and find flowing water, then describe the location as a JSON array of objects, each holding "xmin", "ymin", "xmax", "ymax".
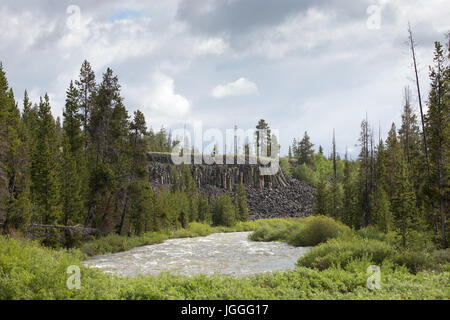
[{"xmin": 84, "ymin": 232, "xmax": 311, "ymax": 277}]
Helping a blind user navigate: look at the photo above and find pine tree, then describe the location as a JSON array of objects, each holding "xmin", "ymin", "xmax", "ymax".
[
  {"xmin": 61, "ymin": 82, "xmax": 85, "ymax": 225},
  {"xmin": 234, "ymin": 183, "xmax": 249, "ymax": 221},
  {"xmin": 129, "ymin": 180, "xmax": 154, "ymax": 235},
  {"xmin": 212, "ymin": 194, "xmax": 235, "ymax": 227},
  {"xmin": 399, "ymin": 87, "xmax": 422, "ymax": 166},
  {"xmin": 85, "ymin": 68, "xmax": 125, "ymax": 230},
  {"xmin": 197, "ymin": 194, "xmax": 211, "ymax": 223},
  {"xmin": 292, "ymin": 138, "xmax": 298, "ymax": 158},
  {"xmin": 313, "ymin": 176, "xmax": 328, "ymax": 215},
  {"xmin": 63, "ymin": 81, "xmax": 83, "ymax": 153},
  {"xmin": 181, "ymin": 165, "xmax": 198, "ymax": 222},
  {"xmin": 391, "ymin": 152, "xmax": 416, "ymax": 247},
  {"xmin": 357, "ymin": 118, "xmax": 371, "ymax": 227},
  {"xmin": 0, "ymin": 63, "xmax": 31, "ymax": 233},
  {"xmin": 385, "ymin": 124, "xmax": 401, "ymax": 198},
  {"xmin": 60, "ymin": 136, "xmax": 83, "ymax": 225},
  {"xmin": 371, "ymin": 139, "xmax": 392, "ymax": 232},
  {"xmin": 298, "ymin": 131, "xmax": 314, "ymax": 165},
  {"xmin": 31, "ymin": 94, "xmax": 62, "ymax": 226},
  {"xmin": 329, "ymin": 129, "xmax": 341, "ymax": 219},
  {"xmin": 372, "ymin": 187, "xmax": 392, "ymax": 233},
  {"xmin": 328, "ymin": 177, "xmax": 342, "ymax": 220},
  {"xmin": 22, "ymin": 91, "xmax": 39, "ymax": 138},
  {"xmin": 118, "ymin": 110, "xmax": 147, "ymax": 235},
  {"xmin": 342, "ymin": 158, "xmax": 357, "ymax": 227},
  {"xmin": 318, "ymin": 145, "xmax": 323, "ymax": 155},
  {"xmin": 75, "ymin": 60, "xmax": 96, "ymax": 158},
  {"xmin": 255, "ymin": 119, "xmax": 271, "ymax": 157},
  {"xmin": 425, "ymin": 41, "xmax": 449, "ymax": 248},
  {"xmin": 170, "ymin": 166, "xmax": 180, "ymax": 193}
]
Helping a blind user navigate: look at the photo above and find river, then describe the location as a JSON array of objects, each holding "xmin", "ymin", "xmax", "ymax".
[{"xmin": 84, "ymin": 232, "xmax": 311, "ymax": 277}]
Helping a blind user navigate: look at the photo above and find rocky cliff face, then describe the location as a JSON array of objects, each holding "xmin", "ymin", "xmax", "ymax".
[{"xmin": 147, "ymin": 153, "xmax": 314, "ymax": 219}]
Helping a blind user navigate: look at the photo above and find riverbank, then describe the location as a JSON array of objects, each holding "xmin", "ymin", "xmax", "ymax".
[{"xmin": 1, "ymin": 216, "xmax": 449, "ymax": 300}]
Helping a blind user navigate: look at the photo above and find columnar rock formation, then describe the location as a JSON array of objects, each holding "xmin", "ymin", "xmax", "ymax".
[{"xmin": 147, "ymin": 153, "xmax": 315, "ymax": 219}]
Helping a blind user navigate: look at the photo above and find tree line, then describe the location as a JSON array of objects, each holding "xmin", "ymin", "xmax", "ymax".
[
  {"xmin": 289, "ymin": 40, "xmax": 448, "ymax": 249},
  {"xmin": 0, "ymin": 60, "xmax": 249, "ymax": 247}
]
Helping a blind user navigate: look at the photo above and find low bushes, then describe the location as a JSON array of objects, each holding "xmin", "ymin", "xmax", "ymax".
[
  {"xmin": 287, "ymin": 216, "xmax": 349, "ymax": 246},
  {"xmin": 0, "ymin": 236, "xmax": 116, "ymax": 299},
  {"xmin": 1, "ymin": 235, "xmax": 449, "ymax": 300},
  {"xmin": 80, "ymin": 232, "xmax": 167, "ymax": 257},
  {"xmin": 249, "ymin": 216, "xmax": 349, "ymax": 246},
  {"xmin": 249, "ymin": 219, "xmax": 297, "ymax": 242},
  {"xmin": 297, "ymin": 237, "xmax": 395, "ymax": 270},
  {"xmin": 297, "ymin": 229, "xmax": 449, "ymax": 274}
]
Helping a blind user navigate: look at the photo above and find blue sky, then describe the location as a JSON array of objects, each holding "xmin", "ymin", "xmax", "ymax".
[
  {"xmin": 0, "ymin": 0, "xmax": 448, "ymax": 158},
  {"xmin": 109, "ymin": 9, "xmax": 143, "ymax": 22}
]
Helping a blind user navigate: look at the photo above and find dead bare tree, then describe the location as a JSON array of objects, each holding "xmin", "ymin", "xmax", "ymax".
[{"xmin": 407, "ymin": 23, "xmax": 429, "ymax": 171}]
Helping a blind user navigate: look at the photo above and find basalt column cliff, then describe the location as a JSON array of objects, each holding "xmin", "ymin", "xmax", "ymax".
[{"xmin": 147, "ymin": 153, "xmax": 315, "ymax": 219}]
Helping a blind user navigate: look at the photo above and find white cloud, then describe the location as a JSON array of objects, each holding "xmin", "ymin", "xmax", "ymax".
[
  {"xmin": 195, "ymin": 37, "xmax": 228, "ymax": 55},
  {"xmin": 124, "ymin": 72, "xmax": 191, "ymax": 121},
  {"xmin": 211, "ymin": 77, "xmax": 258, "ymax": 98}
]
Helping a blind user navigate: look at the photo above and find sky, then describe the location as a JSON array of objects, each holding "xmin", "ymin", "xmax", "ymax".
[{"xmin": 1, "ymin": 0, "xmax": 449, "ymax": 158}]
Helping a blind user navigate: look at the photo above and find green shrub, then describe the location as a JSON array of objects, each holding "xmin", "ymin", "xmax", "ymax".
[
  {"xmin": 80, "ymin": 232, "xmax": 167, "ymax": 257},
  {"xmin": 248, "ymin": 216, "xmax": 348, "ymax": 246},
  {"xmin": 356, "ymin": 226, "xmax": 389, "ymax": 241},
  {"xmin": 187, "ymin": 222, "xmax": 214, "ymax": 237},
  {"xmin": 0, "ymin": 236, "xmax": 117, "ymax": 299},
  {"xmin": 249, "ymin": 219, "xmax": 295, "ymax": 242},
  {"xmin": 287, "ymin": 216, "xmax": 349, "ymax": 246},
  {"xmin": 432, "ymin": 249, "xmax": 450, "ymax": 265},
  {"xmin": 297, "ymin": 237, "xmax": 395, "ymax": 270},
  {"xmin": 390, "ymin": 250, "xmax": 434, "ymax": 274}
]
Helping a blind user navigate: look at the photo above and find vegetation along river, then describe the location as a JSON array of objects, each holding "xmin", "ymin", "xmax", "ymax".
[{"xmin": 84, "ymin": 232, "xmax": 312, "ymax": 277}]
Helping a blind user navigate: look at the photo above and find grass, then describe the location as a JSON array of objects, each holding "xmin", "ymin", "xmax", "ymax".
[
  {"xmin": 249, "ymin": 215, "xmax": 349, "ymax": 246},
  {"xmin": 297, "ymin": 227, "xmax": 450, "ymax": 274},
  {"xmin": 1, "ymin": 217, "xmax": 449, "ymax": 300}
]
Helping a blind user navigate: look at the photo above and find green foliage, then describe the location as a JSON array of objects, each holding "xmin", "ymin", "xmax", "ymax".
[
  {"xmin": 287, "ymin": 216, "xmax": 349, "ymax": 246},
  {"xmin": 280, "ymin": 157, "xmax": 292, "ymax": 177},
  {"xmin": 313, "ymin": 177, "xmax": 328, "ymax": 214},
  {"xmin": 234, "ymin": 183, "xmax": 249, "ymax": 222},
  {"xmin": 80, "ymin": 232, "xmax": 167, "ymax": 257},
  {"xmin": 249, "ymin": 219, "xmax": 298, "ymax": 242},
  {"xmin": 296, "ymin": 131, "xmax": 314, "ymax": 165},
  {"xmin": 297, "ymin": 237, "xmax": 395, "ymax": 270},
  {"xmin": 371, "ymin": 187, "xmax": 393, "ymax": 233},
  {"xmin": 297, "ymin": 227, "xmax": 448, "ymax": 274},
  {"xmin": 1, "ymin": 235, "xmax": 449, "ymax": 300},
  {"xmin": 425, "ymin": 41, "xmax": 449, "ymax": 248},
  {"xmin": 249, "ymin": 216, "xmax": 348, "ymax": 247},
  {"xmin": 0, "ymin": 64, "xmax": 31, "ymax": 233},
  {"xmin": 391, "ymin": 153, "xmax": 416, "ymax": 247},
  {"xmin": 212, "ymin": 194, "xmax": 235, "ymax": 227},
  {"xmin": 31, "ymin": 94, "xmax": 62, "ymax": 228}
]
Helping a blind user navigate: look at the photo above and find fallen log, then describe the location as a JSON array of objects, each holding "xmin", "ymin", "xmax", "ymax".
[{"xmin": 0, "ymin": 223, "xmax": 98, "ymax": 235}]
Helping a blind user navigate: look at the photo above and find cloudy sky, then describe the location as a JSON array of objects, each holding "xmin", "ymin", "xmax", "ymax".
[{"xmin": 1, "ymin": 0, "xmax": 448, "ymax": 157}]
